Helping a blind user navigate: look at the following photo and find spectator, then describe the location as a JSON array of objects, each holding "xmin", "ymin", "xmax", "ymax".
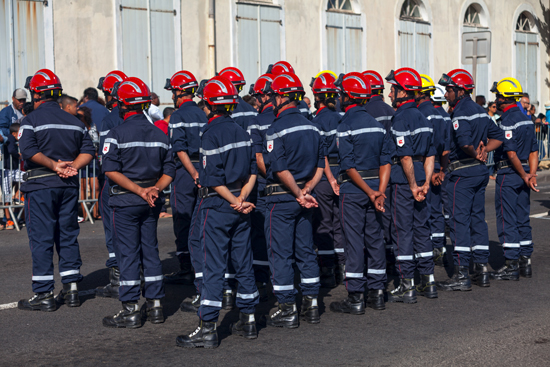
[
  {"xmin": 80, "ymin": 87, "xmax": 109, "ymax": 130},
  {"xmin": 148, "ymin": 92, "xmax": 163, "ymax": 121},
  {"xmin": 0, "ymin": 88, "xmax": 27, "ymax": 141},
  {"xmin": 487, "ymin": 102, "xmax": 499, "ymax": 124},
  {"xmin": 529, "ymin": 104, "xmax": 537, "ymax": 120},
  {"xmin": 2, "ymin": 123, "xmax": 22, "ymax": 230},
  {"xmin": 304, "ymin": 96, "xmax": 312, "ymax": 110},
  {"xmin": 535, "ymin": 113, "xmax": 547, "ymax": 160},
  {"xmin": 15, "ymin": 102, "xmax": 34, "ymax": 125},
  {"xmin": 76, "ymin": 106, "xmax": 100, "ymax": 221},
  {"xmin": 155, "ymin": 107, "xmax": 174, "ymax": 135},
  {"xmin": 475, "ymin": 95, "xmax": 486, "ymax": 108},
  {"xmin": 59, "ymin": 95, "xmax": 78, "ymax": 116},
  {"xmin": 518, "ymin": 93, "xmax": 530, "ymax": 116}
]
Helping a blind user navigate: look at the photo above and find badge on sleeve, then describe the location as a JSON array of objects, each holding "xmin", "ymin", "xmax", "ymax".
[
  {"xmin": 396, "ymin": 137, "xmax": 405, "ymax": 147},
  {"xmin": 103, "ymin": 143, "xmax": 110, "ymax": 154},
  {"xmin": 170, "ymin": 129, "xmax": 173, "ymax": 138},
  {"xmin": 453, "ymin": 121, "xmax": 459, "ymax": 130},
  {"xmin": 505, "ymin": 130, "xmax": 513, "ymax": 140},
  {"xmin": 17, "ymin": 129, "xmax": 23, "ymax": 140},
  {"xmin": 203, "ymin": 156, "xmax": 207, "ymax": 168},
  {"xmin": 336, "ymin": 137, "xmax": 339, "ymax": 149},
  {"xmin": 267, "ymin": 140, "xmax": 274, "ymax": 152}
]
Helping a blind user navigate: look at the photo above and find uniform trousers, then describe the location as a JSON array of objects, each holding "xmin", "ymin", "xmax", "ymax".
[
  {"xmin": 188, "ymin": 198, "xmax": 204, "ymax": 293},
  {"xmin": 249, "ymin": 184, "xmax": 270, "ymax": 284},
  {"xmin": 428, "ymin": 177, "xmax": 446, "ymax": 249},
  {"xmin": 100, "ymin": 180, "xmax": 117, "ymax": 268},
  {"xmin": 170, "ymin": 165, "xmax": 199, "ymax": 256},
  {"xmin": 313, "ymin": 180, "xmax": 344, "ymax": 268}
]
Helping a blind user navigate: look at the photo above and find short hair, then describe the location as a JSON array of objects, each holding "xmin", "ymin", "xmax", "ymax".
[
  {"xmin": 151, "ymin": 92, "xmax": 159, "ymax": 99},
  {"xmin": 84, "ymin": 87, "xmax": 99, "ymax": 101},
  {"xmin": 476, "ymin": 95, "xmax": 486, "ymax": 101},
  {"xmin": 163, "ymin": 107, "xmax": 175, "ymax": 118},
  {"xmin": 77, "ymin": 106, "xmax": 93, "ymax": 129},
  {"xmin": 522, "ymin": 93, "xmax": 530, "ymax": 99},
  {"xmin": 487, "ymin": 101, "xmax": 495, "ymax": 108},
  {"xmin": 9, "ymin": 123, "xmax": 20, "ymax": 134},
  {"xmin": 537, "ymin": 113, "xmax": 546, "ymax": 120},
  {"xmin": 59, "ymin": 95, "xmax": 78, "ymax": 110},
  {"xmin": 22, "ymin": 102, "xmax": 34, "ymax": 116}
]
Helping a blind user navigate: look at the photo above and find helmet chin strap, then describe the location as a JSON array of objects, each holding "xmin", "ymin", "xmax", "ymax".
[
  {"xmin": 448, "ymin": 87, "xmax": 467, "ymax": 107},
  {"xmin": 273, "ymin": 96, "xmax": 293, "ymax": 115}
]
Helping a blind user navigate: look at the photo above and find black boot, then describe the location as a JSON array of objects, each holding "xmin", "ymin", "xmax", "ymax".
[
  {"xmin": 519, "ymin": 256, "xmax": 532, "ymax": 278},
  {"xmin": 471, "ymin": 263, "xmax": 490, "ymax": 287},
  {"xmin": 266, "ymin": 303, "xmax": 299, "ymax": 329},
  {"xmin": 336, "ymin": 264, "xmax": 345, "ymax": 285},
  {"xmin": 330, "ymin": 292, "xmax": 365, "ymax": 315},
  {"xmin": 433, "ymin": 247, "xmax": 447, "ymax": 267},
  {"xmin": 96, "ymin": 267, "xmax": 120, "ymax": 298},
  {"xmin": 18, "ymin": 291, "xmax": 56, "ymax": 312},
  {"xmin": 436, "ymin": 266, "xmax": 472, "ymax": 291},
  {"xmin": 55, "ymin": 282, "xmax": 80, "ymax": 307},
  {"xmin": 388, "ymin": 278, "xmax": 417, "ymax": 303},
  {"xmin": 180, "ymin": 294, "xmax": 201, "ymax": 313},
  {"xmin": 230, "ymin": 312, "xmax": 257, "ymax": 339},
  {"xmin": 142, "ymin": 299, "xmax": 164, "ymax": 324},
  {"xmin": 301, "ymin": 295, "xmax": 320, "ymax": 324},
  {"xmin": 490, "ymin": 260, "xmax": 520, "ymax": 281},
  {"xmin": 366, "ymin": 289, "xmax": 385, "ymax": 310},
  {"xmin": 222, "ymin": 290, "xmax": 235, "ymax": 310},
  {"xmin": 102, "ymin": 302, "xmax": 142, "ymax": 328},
  {"xmin": 256, "ymin": 282, "xmax": 269, "ymax": 302},
  {"xmin": 320, "ymin": 267, "xmax": 337, "ymax": 289},
  {"xmin": 416, "ymin": 275, "xmax": 438, "ymax": 298},
  {"xmin": 176, "ymin": 319, "xmax": 218, "ymax": 348},
  {"xmin": 164, "ymin": 254, "xmax": 194, "ymax": 285}
]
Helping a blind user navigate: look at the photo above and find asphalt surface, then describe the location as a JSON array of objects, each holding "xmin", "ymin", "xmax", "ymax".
[{"xmin": 2, "ymin": 173, "xmax": 550, "ymax": 366}]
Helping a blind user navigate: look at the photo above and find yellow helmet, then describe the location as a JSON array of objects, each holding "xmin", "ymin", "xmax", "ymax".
[
  {"xmin": 490, "ymin": 77, "xmax": 523, "ymax": 101},
  {"xmin": 314, "ymin": 70, "xmax": 338, "ymax": 79},
  {"xmin": 420, "ymin": 74, "xmax": 436, "ymax": 95}
]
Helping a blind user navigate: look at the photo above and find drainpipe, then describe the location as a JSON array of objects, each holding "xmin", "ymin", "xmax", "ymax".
[{"xmin": 208, "ymin": 0, "xmax": 217, "ymax": 77}]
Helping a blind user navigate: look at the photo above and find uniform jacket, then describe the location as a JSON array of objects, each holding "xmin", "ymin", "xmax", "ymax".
[
  {"xmin": 0, "ymin": 104, "xmax": 22, "ymax": 136},
  {"xmin": 169, "ymin": 100, "xmax": 207, "ymax": 169},
  {"xmin": 99, "ymin": 106, "xmax": 123, "ymax": 160},
  {"xmin": 247, "ymin": 105, "xmax": 275, "ymax": 191},
  {"xmin": 312, "ymin": 106, "xmax": 341, "ymax": 181},
  {"xmin": 81, "ymin": 100, "xmax": 109, "ymax": 131},
  {"xmin": 364, "ymin": 95, "xmax": 395, "ymax": 133},
  {"xmin": 232, "ymin": 96, "xmax": 258, "ymax": 130},
  {"xmin": 417, "ymin": 100, "xmax": 450, "ymax": 170}
]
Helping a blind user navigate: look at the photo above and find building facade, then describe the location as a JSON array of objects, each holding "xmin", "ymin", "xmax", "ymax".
[{"xmin": 1, "ymin": 0, "xmax": 549, "ymax": 110}]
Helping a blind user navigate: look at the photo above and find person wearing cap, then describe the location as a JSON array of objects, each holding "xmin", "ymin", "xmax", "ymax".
[
  {"xmin": 385, "ymin": 67, "xmax": 435, "ymax": 304},
  {"xmin": 0, "ymin": 88, "xmax": 27, "ymax": 141},
  {"xmin": 490, "ymin": 78, "xmax": 538, "ymax": 281},
  {"xmin": 17, "ymin": 69, "xmax": 94, "ymax": 312},
  {"xmin": 435, "ymin": 69, "xmax": 503, "ymax": 291}
]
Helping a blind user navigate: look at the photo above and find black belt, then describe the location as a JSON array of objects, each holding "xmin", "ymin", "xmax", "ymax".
[
  {"xmin": 392, "ymin": 155, "xmax": 424, "ymax": 165},
  {"xmin": 109, "ymin": 180, "xmax": 157, "ymax": 196},
  {"xmin": 337, "ymin": 169, "xmax": 379, "ymax": 185},
  {"xmin": 261, "ymin": 180, "xmax": 307, "ymax": 197},
  {"xmin": 448, "ymin": 158, "xmax": 484, "ymax": 173},
  {"xmin": 494, "ymin": 159, "xmax": 529, "ymax": 172},
  {"xmin": 328, "ymin": 156, "xmax": 339, "ymax": 167},
  {"xmin": 198, "ymin": 181, "xmax": 243, "ymax": 199},
  {"xmin": 22, "ymin": 168, "xmax": 57, "ymax": 182},
  {"xmin": 176, "ymin": 153, "xmax": 200, "ymax": 164}
]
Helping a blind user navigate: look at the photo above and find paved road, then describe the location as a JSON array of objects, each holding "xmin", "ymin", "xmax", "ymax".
[{"xmin": 2, "ymin": 173, "xmax": 550, "ymax": 366}]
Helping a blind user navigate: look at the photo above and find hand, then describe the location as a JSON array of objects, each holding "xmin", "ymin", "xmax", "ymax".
[
  {"xmin": 146, "ymin": 187, "xmax": 161, "ymax": 207},
  {"xmin": 193, "ymin": 172, "xmax": 201, "ymax": 188},
  {"xmin": 240, "ymin": 201, "xmax": 256, "ymax": 214},
  {"xmin": 421, "ymin": 183, "xmax": 430, "ymax": 197},
  {"xmin": 301, "ymin": 185, "xmax": 312, "ymax": 196},
  {"xmin": 411, "ymin": 186, "xmax": 425, "ymax": 202},
  {"xmin": 374, "ymin": 195, "xmax": 385, "ymax": 212},
  {"xmin": 139, "ymin": 187, "xmax": 158, "ymax": 207},
  {"xmin": 431, "ymin": 173, "xmax": 440, "ymax": 186},
  {"xmin": 476, "ymin": 141, "xmax": 487, "ymax": 162},
  {"xmin": 54, "ymin": 160, "xmax": 77, "ymax": 178},
  {"xmin": 368, "ymin": 190, "xmax": 385, "ymax": 208},
  {"xmin": 438, "ymin": 171, "xmax": 445, "ymax": 184},
  {"xmin": 524, "ymin": 174, "xmax": 539, "ymax": 192},
  {"xmin": 296, "ymin": 194, "xmax": 318, "ymax": 208},
  {"xmin": 329, "ymin": 179, "xmax": 340, "ymax": 196},
  {"xmin": 230, "ymin": 196, "xmax": 245, "ymax": 212}
]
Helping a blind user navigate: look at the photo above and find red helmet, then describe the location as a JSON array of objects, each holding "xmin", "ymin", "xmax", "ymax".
[
  {"xmin": 310, "ymin": 72, "xmax": 339, "ymax": 94},
  {"xmin": 335, "ymin": 72, "xmax": 371, "ymax": 99},
  {"xmin": 115, "ymin": 77, "xmax": 151, "ymax": 106},
  {"xmin": 249, "ymin": 73, "xmax": 275, "ymax": 95},
  {"xmin": 201, "ymin": 76, "xmax": 239, "ymax": 105},
  {"xmin": 270, "ymin": 74, "xmax": 305, "ymax": 97},
  {"xmin": 25, "ymin": 69, "xmax": 62, "ymax": 93},
  {"xmin": 385, "ymin": 68, "xmax": 423, "ymax": 91},
  {"xmin": 439, "ymin": 69, "xmax": 475, "ymax": 91},
  {"xmin": 218, "ymin": 67, "xmax": 246, "ymax": 86},
  {"xmin": 362, "ymin": 70, "xmax": 384, "ymax": 91},
  {"xmin": 267, "ymin": 61, "xmax": 295, "ymax": 76},
  {"xmin": 97, "ymin": 70, "xmax": 127, "ymax": 94},
  {"xmin": 165, "ymin": 70, "xmax": 198, "ymax": 92}
]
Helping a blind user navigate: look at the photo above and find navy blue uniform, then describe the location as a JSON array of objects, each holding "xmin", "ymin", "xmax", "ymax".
[
  {"xmin": 98, "ymin": 106, "xmax": 123, "ymax": 269},
  {"xmin": 494, "ymin": 105, "xmax": 537, "ymax": 260},
  {"xmin": 169, "ymin": 100, "xmax": 207, "ymax": 271},
  {"xmin": 197, "ymin": 115, "xmax": 258, "ymax": 322},
  {"xmin": 264, "ymin": 107, "xmax": 324, "ymax": 304},
  {"xmin": 418, "ymin": 100, "xmax": 450, "ymax": 251},
  {"xmin": 19, "ymin": 101, "xmax": 95, "ymax": 293},
  {"xmin": 389, "ymin": 101, "xmax": 434, "ymax": 279},
  {"xmin": 246, "ymin": 105, "xmax": 275, "ymax": 284},
  {"xmin": 365, "ymin": 95, "xmax": 395, "ymax": 252},
  {"xmin": 338, "ymin": 105, "xmax": 392, "ymax": 292},
  {"xmin": 102, "ymin": 113, "xmax": 175, "ymax": 303},
  {"xmin": 232, "ymin": 96, "xmax": 258, "ymax": 130},
  {"xmin": 447, "ymin": 95, "xmax": 503, "ymax": 266},
  {"xmin": 312, "ymin": 106, "xmax": 344, "ymax": 268},
  {"xmin": 81, "ymin": 100, "xmax": 109, "ymax": 131},
  {"xmin": 434, "ymin": 105, "xmax": 452, "ymax": 234},
  {"xmin": 298, "ymin": 100, "xmax": 313, "ymax": 120}
]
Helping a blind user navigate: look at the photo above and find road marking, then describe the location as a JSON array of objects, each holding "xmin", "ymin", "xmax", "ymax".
[
  {"xmin": 0, "ymin": 289, "xmax": 97, "ymax": 311},
  {"xmin": 530, "ymin": 212, "xmax": 549, "ymax": 218}
]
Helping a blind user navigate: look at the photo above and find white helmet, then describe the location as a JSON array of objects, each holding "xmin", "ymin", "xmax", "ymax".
[{"xmin": 431, "ymin": 84, "xmax": 447, "ymax": 103}]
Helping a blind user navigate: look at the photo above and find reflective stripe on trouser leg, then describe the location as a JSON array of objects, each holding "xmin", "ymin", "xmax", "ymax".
[
  {"xmin": 140, "ymin": 205, "xmax": 165, "ymax": 300},
  {"xmin": 382, "ymin": 185, "xmax": 393, "ymax": 252},
  {"xmin": 295, "ymin": 205, "xmax": 320, "ymax": 296},
  {"xmin": 312, "ymin": 180, "xmax": 338, "ymax": 268},
  {"xmin": 265, "ymin": 201, "xmax": 300, "ymax": 304},
  {"xmin": 188, "ymin": 199, "xmax": 204, "ymax": 293},
  {"xmin": 412, "ymin": 196, "xmax": 432, "ymax": 275},
  {"xmin": 170, "ymin": 165, "xmax": 198, "ymax": 256},
  {"xmin": 428, "ymin": 181, "xmax": 446, "ymax": 249},
  {"xmin": 470, "ymin": 172, "xmax": 490, "ymax": 264},
  {"xmin": 250, "ymin": 193, "xmax": 270, "ymax": 284},
  {"xmin": 101, "ymin": 180, "xmax": 117, "ymax": 268},
  {"xmin": 392, "ymin": 184, "xmax": 415, "ymax": 279},
  {"xmin": 440, "ymin": 178, "xmax": 452, "ymax": 241},
  {"xmin": 517, "ymin": 182, "xmax": 533, "ymax": 257},
  {"xmin": 56, "ymin": 188, "xmax": 83, "ymax": 284},
  {"xmin": 448, "ymin": 175, "xmax": 473, "ymax": 267}
]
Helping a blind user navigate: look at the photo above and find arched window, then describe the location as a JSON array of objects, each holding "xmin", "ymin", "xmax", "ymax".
[
  {"xmin": 398, "ymin": 0, "xmax": 430, "ymax": 74},
  {"xmin": 325, "ymin": 0, "xmax": 362, "ymax": 75},
  {"xmin": 514, "ymin": 11, "xmax": 539, "ymax": 106},
  {"xmin": 461, "ymin": 3, "xmax": 490, "ymax": 102}
]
